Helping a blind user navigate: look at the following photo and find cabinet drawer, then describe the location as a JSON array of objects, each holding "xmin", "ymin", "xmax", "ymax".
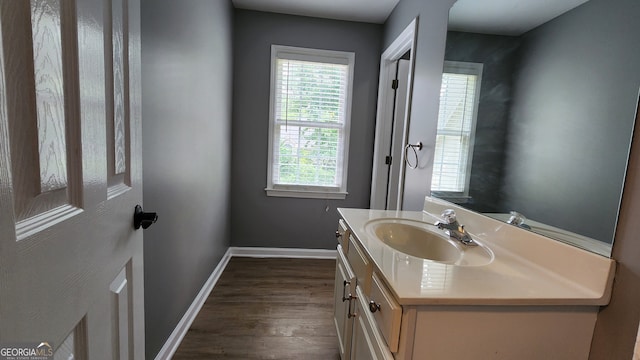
[
  {"xmin": 369, "ymin": 273, "xmax": 402, "ymax": 352},
  {"xmin": 347, "ymin": 235, "xmax": 372, "ymax": 295},
  {"xmin": 337, "ymin": 219, "xmax": 350, "ymax": 254}
]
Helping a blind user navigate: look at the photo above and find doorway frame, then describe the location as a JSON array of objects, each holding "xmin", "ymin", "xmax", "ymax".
[{"xmin": 370, "ymin": 18, "xmax": 418, "ymax": 209}]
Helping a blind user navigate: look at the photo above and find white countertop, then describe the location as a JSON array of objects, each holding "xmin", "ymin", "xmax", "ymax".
[{"xmin": 338, "ymin": 206, "xmax": 616, "ymax": 306}]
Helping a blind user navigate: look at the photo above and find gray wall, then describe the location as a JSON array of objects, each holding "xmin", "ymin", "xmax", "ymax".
[
  {"xmin": 501, "ymin": 0, "xmax": 640, "ymax": 242},
  {"xmin": 444, "ymin": 31, "xmax": 521, "ymax": 213},
  {"xmin": 140, "ymin": 1, "xmax": 233, "ymax": 358},
  {"xmin": 230, "ymin": 10, "xmax": 382, "ymax": 249},
  {"xmin": 591, "ymin": 102, "xmax": 640, "ymax": 359},
  {"xmin": 383, "ymin": 0, "xmax": 457, "ymax": 210}
]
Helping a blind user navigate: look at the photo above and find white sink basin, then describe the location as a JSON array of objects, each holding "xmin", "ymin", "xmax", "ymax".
[
  {"xmin": 364, "ymin": 219, "xmax": 494, "ymax": 266},
  {"xmin": 370, "ymin": 222, "xmax": 460, "ymax": 262}
]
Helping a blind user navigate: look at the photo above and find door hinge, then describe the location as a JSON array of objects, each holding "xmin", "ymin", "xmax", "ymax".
[
  {"xmin": 391, "ymin": 79, "xmax": 399, "ymax": 89},
  {"xmin": 385, "ymin": 156, "xmax": 392, "ymax": 165}
]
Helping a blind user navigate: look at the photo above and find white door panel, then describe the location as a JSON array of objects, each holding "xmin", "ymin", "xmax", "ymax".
[{"xmin": 0, "ymin": 0, "xmax": 144, "ymax": 358}]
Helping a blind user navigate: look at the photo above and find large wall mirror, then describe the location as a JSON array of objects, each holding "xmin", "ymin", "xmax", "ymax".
[{"xmin": 431, "ymin": 0, "xmax": 639, "ymax": 257}]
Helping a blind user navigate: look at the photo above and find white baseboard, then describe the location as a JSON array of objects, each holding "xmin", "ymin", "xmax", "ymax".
[
  {"xmin": 154, "ymin": 246, "xmax": 336, "ymax": 359},
  {"xmin": 154, "ymin": 248, "xmax": 232, "ymax": 360},
  {"xmin": 229, "ymin": 246, "xmax": 337, "ymax": 259}
]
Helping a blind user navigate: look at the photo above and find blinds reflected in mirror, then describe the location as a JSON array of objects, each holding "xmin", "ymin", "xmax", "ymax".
[{"xmin": 432, "ymin": 61, "xmax": 483, "ymax": 195}]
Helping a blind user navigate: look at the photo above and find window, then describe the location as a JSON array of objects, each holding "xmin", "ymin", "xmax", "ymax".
[
  {"xmin": 266, "ymin": 45, "xmax": 355, "ymax": 199},
  {"xmin": 431, "ymin": 61, "xmax": 483, "ymax": 198}
]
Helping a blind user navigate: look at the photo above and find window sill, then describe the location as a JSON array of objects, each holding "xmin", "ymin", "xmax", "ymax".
[
  {"xmin": 265, "ymin": 188, "xmax": 348, "ymax": 200},
  {"xmin": 431, "ymin": 193, "xmax": 472, "ymax": 204}
]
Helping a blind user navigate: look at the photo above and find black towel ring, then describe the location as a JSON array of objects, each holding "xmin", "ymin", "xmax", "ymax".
[{"xmin": 404, "ymin": 142, "xmax": 422, "ymax": 169}]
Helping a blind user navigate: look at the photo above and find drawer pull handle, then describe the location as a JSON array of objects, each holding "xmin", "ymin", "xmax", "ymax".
[
  {"xmin": 335, "ymin": 230, "xmax": 341, "ymax": 238},
  {"xmin": 342, "ymin": 280, "xmax": 351, "ymax": 302},
  {"xmin": 369, "ymin": 300, "xmax": 381, "ymax": 313},
  {"xmin": 348, "ymin": 294, "xmax": 358, "ymax": 318}
]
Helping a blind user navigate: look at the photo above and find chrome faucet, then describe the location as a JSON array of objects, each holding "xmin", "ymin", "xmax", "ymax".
[
  {"xmin": 435, "ymin": 209, "xmax": 477, "ymax": 246},
  {"xmin": 507, "ymin": 211, "xmax": 531, "ymax": 230}
]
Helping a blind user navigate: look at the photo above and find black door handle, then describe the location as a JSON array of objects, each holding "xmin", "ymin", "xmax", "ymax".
[{"xmin": 134, "ymin": 205, "xmax": 158, "ymax": 230}]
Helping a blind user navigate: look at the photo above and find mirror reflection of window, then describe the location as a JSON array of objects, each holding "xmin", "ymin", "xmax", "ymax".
[{"xmin": 431, "ymin": 61, "xmax": 483, "ymax": 201}]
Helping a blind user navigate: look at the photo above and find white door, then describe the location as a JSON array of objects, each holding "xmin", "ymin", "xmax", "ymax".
[
  {"xmin": 0, "ymin": 0, "xmax": 145, "ymax": 358},
  {"xmin": 370, "ymin": 19, "xmax": 416, "ymax": 211}
]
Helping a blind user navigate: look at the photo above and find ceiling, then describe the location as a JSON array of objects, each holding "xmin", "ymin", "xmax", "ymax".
[
  {"xmin": 448, "ymin": 0, "xmax": 589, "ymax": 36},
  {"xmin": 232, "ymin": 0, "xmax": 590, "ymax": 35},
  {"xmin": 232, "ymin": 0, "xmax": 400, "ymax": 24}
]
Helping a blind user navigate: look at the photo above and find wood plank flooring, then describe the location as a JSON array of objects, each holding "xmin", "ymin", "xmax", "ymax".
[{"xmin": 173, "ymin": 257, "xmax": 340, "ymax": 359}]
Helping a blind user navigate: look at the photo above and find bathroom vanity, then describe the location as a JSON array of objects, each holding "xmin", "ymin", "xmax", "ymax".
[{"xmin": 333, "ymin": 197, "xmax": 616, "ymax": 359}]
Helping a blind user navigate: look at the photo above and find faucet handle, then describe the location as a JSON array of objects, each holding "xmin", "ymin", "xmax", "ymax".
[
  {"xmin": 507, "ymin": 211, "xmax": 526, "ymax": 226},
  {"xmin": 441, "ymin": 209, "xmax": 457, "ymax": 224}
]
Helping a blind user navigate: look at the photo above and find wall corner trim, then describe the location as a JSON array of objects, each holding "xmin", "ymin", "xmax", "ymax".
[
  {"xmin": 154, "ymin": 248, "xmax": 233, "ymax": 360},
  {"xmin": 154, "ymin": 247, "xmax": 336, "ymax": 359}
]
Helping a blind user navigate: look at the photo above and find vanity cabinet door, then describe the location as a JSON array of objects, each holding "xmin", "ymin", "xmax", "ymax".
[
  {"xmin": 334, "ymin": 245, "xmax": 356, "ymax": 359},
  {"xmin": 351, "ymin": 288, "xmax": 395, "ymax": 360}
]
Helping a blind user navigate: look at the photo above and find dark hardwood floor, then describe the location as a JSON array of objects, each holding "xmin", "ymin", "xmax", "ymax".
[{"xmin": 173, "ymin": 257, "xmax": 341, "ymax": 359}]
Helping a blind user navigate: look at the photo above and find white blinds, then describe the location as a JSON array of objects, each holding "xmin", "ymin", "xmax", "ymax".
[
  {"xmin": 431, "ymin": 71, "xmax": 478, "ymax": 192},
  {"xmin": 272, "ymin": 58, "xmax": 349, "ymax": 188}
]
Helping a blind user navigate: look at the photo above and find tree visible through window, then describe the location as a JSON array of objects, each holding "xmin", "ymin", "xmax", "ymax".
[
  {"xmin": 266, "ymin": 46, "xmax": 354, "ymax": 199},
  {"xmin": 431, "ymin": 61, "xmax": 483, "ymax": 197}
]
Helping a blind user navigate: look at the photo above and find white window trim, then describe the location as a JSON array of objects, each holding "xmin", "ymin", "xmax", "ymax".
[
  {"xmin": 265, "ymin": 45, "xmax": 355, "ymax": 199},
  {"xmin": 431, "ymin": 60, "xmax": 483, "ymax": 200}
]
